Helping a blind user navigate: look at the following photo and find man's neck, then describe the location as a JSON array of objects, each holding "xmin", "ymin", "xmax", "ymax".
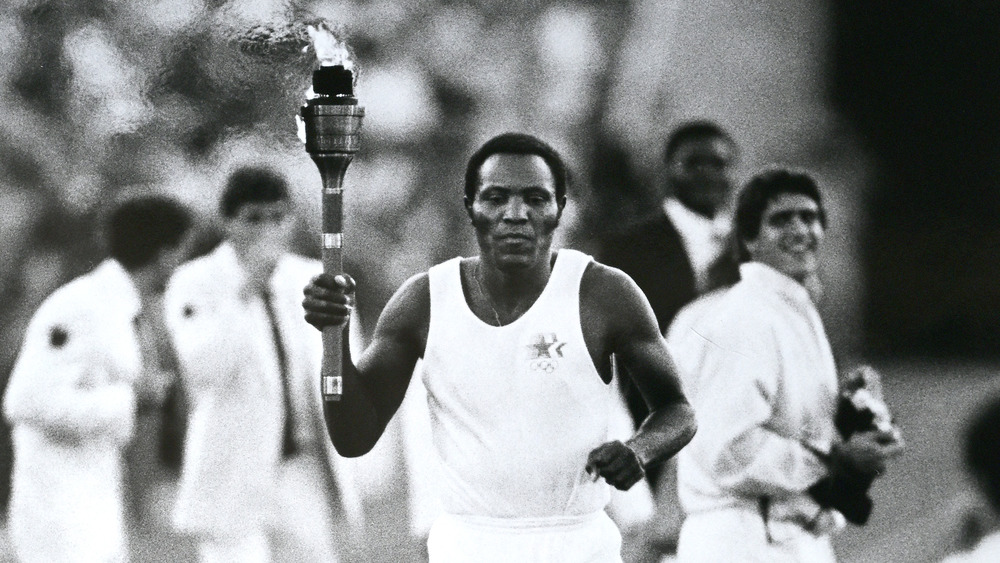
[
  {"xmin": 126, "ymin": 267, "xmax": 158, "ymax": 301},
  {"xmin": 475, "ymin": 252, "xmax": 556, "ymax": 321},
  {"xmin": 482, "ymin": 254, "xmax": 553, "ymax": 294}
]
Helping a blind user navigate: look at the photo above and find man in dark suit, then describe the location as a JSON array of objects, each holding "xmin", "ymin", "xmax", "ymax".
[
  {"xmin": 599, "ymin": 121, "xmax": 738, "ymax": 557},
  {"xmin": 601, "ymin": 120, "xmax": 739, "ymax": 419}
]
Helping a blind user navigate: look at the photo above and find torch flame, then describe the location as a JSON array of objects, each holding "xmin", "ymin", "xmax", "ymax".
[{"xmin": 307, "ymin": 22, "xmax": 353, "ymax": 70}]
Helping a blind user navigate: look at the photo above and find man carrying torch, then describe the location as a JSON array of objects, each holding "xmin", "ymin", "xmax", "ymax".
[{"xmin": 302, "ymin": 132, "xmax": 697, "ymax": 562}]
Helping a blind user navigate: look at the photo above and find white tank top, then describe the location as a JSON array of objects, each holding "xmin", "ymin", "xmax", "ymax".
[{"xmin": 421, "ymin": 249, "xmax": 614, "ymax": 518}]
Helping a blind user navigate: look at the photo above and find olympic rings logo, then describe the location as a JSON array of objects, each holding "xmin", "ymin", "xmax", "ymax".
[{"xmin": 530, "ymin": 359, "xmax": 559, "ymax": 374}]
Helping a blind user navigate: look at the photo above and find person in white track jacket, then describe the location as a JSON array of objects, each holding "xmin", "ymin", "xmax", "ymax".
[
  {"xmin": 3, "ymin": 196, "xmax": 192, "ymax": 563},
  {"xmin": 164, "ymin": 166, "xmax": 363, "ymax": 563},
  {"xmin": 670, "ymin": 169, "xmax": 904, "ymax": 562}
]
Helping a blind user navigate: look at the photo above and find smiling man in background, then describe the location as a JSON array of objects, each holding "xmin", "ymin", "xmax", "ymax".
[
  {"xmin": 669, "ymin": 168, "xmax": 903, "ymax": 562},
  {"xmin": 599, "ymin": 124, "xmax": 740, "ymax": 557}
]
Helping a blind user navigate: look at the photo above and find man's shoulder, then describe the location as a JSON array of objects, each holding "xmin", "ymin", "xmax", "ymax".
[
  {"xmin": 32, "ymin": 265, "xmax": 112, "ymax": 320},
  {"xmin": 581, "ymin": 260, "xmax": 630, "ymax": 291},
  {"xmin": 579, "ymin": 260, "xmax": 650, "ymax": 318},
  {"xmin": 165, "ymin": 247, "xmax": 233, "ymax": 300},
  {"xmin": 378, "ymin": 270, "xmax": 431, "ymax": 320},
  {"xmin": 377, "ymin": 271, "xmax": 431, "ymax": 340},
  {"xmin": 686, "ymin": 283, "xmax": 777, "ymax": 341},
  {"xmin": 396, "ymin": 271, "xmax": 431, "ymax": 303},
  {"xmin": 276, "ymin": 252, "xmax": 322, "ymax": 285}
]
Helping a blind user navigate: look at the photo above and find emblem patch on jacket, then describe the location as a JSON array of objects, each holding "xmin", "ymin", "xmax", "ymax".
[
  {"xmin": 527, "ymin": 332, "xmax": 565, "ymax": 374},
  {"xmin": 49, "ymin": 325, "xmax": 69, "ymax": 348}
]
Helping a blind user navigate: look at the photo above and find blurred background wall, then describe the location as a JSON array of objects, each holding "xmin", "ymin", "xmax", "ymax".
[{"xmin": 0, "ymin": 0, "xmax": 997, "ymax": 561}]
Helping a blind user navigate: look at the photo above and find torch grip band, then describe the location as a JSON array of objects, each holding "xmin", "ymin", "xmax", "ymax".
[
  {"xmin": 322, "ymin": 233, "xmax": 342, "ymax": 249},
  {"xmin": 322, "ymin": 373, "xmax": 342, "ymax": 400}
]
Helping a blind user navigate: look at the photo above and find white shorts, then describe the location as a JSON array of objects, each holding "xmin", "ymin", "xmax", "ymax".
[{"xmin": 427, "ymin": 511, "xmax": 622, "ymax": 563}]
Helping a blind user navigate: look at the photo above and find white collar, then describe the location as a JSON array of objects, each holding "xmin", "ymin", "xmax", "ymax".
[
  {"xmin": 95, "ymin": 259, "xmax": 142, "ymax": 317},
  {"xmin": 212, "ymin": 241, "xmax": 286, "ymax": 296},
  {"xmin": 739, "ymin": 262, "xmax": 814, "ymax": 308},
  {"xmin": 663, "ymin": 197, "xmax": 715, "ymax": 236}
]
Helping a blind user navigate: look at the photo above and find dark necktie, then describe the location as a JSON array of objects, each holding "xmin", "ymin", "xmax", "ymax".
[{"xmin": 261, "ymin": 290, "xmax": 298, "ymax": 458}]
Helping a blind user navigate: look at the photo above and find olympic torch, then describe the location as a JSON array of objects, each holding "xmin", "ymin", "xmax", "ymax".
[{"xmin": 300, "ymin": 25, "xmax": 363, "ymax": 401}]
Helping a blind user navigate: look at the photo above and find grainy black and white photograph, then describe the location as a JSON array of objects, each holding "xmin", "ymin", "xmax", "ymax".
[{"xmin": 0, "ymin": 1, "xmax": 997, "ymax": 562}]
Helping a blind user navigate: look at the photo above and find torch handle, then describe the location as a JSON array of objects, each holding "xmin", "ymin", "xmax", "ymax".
[{"xmin": 318, "ymin": 156, "xmax": 351, "ymax": 402}]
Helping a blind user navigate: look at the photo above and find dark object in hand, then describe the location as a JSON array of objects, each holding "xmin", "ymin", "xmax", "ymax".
[{"xmin": 808, "ymin": 374, "xmax": 892, "ymax": 525}]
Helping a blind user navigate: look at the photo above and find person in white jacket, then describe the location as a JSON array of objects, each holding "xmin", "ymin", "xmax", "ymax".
[
  {"xmin": 669, "ymin": 169, "xmax": 904, "ymax": 562},
  {"xmin": 3, "ymin": 196, "xmax": 193, "ymax": 563},
  {"xmin": 164, "ymin": 166, "xmax": 362, "ymax": 563}
]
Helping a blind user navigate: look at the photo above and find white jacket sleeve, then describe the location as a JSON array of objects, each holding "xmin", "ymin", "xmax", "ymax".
[
  {"xmin": 3, "ymin": 307, "xmax": 135, "ymax": 443},
  {"xmin": 687, "ymin": 334, "xmax": 827, "ymax": 498}
]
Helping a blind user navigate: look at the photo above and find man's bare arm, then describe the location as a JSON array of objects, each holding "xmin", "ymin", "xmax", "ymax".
[
  {"xmin": 583, "ymin": 264, "xmax": 697, "ymax": 484},
  {"xmin": 303, "ymin": 273, "xmax": 429, "ymax": 457}
]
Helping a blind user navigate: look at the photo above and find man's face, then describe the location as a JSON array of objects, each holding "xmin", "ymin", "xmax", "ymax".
[
  {"xmin": 744, "ymin": 193, "xmax": 825, "ymax": 283},
  {"xmin": 465, "ymin": 153, "xmax": 564, "ymax": 272},
  {"xmin": 667, "ymin": 136, "xmax": 736, "ymax": 218},
  {"xmin": 225, "ymin": 199, "xmax": 294, "ymax": 282}
]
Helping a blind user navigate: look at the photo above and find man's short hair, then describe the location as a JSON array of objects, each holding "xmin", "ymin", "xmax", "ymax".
[
  {"xmin": 965, "ymin": 394, "xmax": 1000, "ymax": 513},
  {"xmin": 464, "ymin": 133, "xmax": 569, "ymax": 201},
  {"xmin": 107, "ymin": 195, "xmax": 191, "ymax": 270},
  {"xmin": 663, "ymin": 120, "xmax": 735, "ymax": 164},
  {"xmin": 220, "ymin": 166, "xmax": 290, "ymax": 218},
  {"xmin": 734, "ymin": 168, "xmax": 827, "ymax": 262}
]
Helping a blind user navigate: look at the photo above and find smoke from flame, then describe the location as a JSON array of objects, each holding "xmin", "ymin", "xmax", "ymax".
[{"xmin": 307, "ymin": 22, "xmax": 353, "ymax": 70}]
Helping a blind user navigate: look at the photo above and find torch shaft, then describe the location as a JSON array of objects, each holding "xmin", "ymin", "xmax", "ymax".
[
  {"xmin": 314, "ymin": 154, "xmax": 354, "ymax": 402},
  {"xmin": 323, "ymin": 189, "xmax": 344, "ymax": 403}
]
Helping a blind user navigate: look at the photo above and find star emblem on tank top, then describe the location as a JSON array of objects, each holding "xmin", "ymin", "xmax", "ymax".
[{"xmin": 527, "ymin": 333, "xmax": 565, "ymax": 374}]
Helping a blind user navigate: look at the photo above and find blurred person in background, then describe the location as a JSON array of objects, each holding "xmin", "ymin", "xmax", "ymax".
[
  {"xmin": 3, "ymin": 195, "xmax": 192, "ymax": 563},
  {"xmin": 163, "ymin": 166, "xmax": 362, "ymax": 563},
  {"xmin": 600, "ymin": 120, "xmax": 739, "ymax": 336},
  {"xmin": 669, "ymin": 169, "xmax": 903, "ymax": 562},
  {"xmin": 598, "ymin": 120, "xmax": 740, "ymax": 558},
  {"xmin": 938, "ymin": 394, "xmax": 1000, "ymax": 562},
  {"xmin": 302, "ymin": 132, "xmax": 697, "ymax": 562},
  {"xmin": 123, "ymin": 267, "xmax": 198, "ymax": 561}
]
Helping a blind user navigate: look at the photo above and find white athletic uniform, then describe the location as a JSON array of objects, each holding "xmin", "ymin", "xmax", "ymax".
[
  {"xmin": 671, "ymin": 263, "xmax": 843, "ymax": 562},
  {"xmin": 420, "ymin": 249, "xmax": 623, "ymax": 562}
]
